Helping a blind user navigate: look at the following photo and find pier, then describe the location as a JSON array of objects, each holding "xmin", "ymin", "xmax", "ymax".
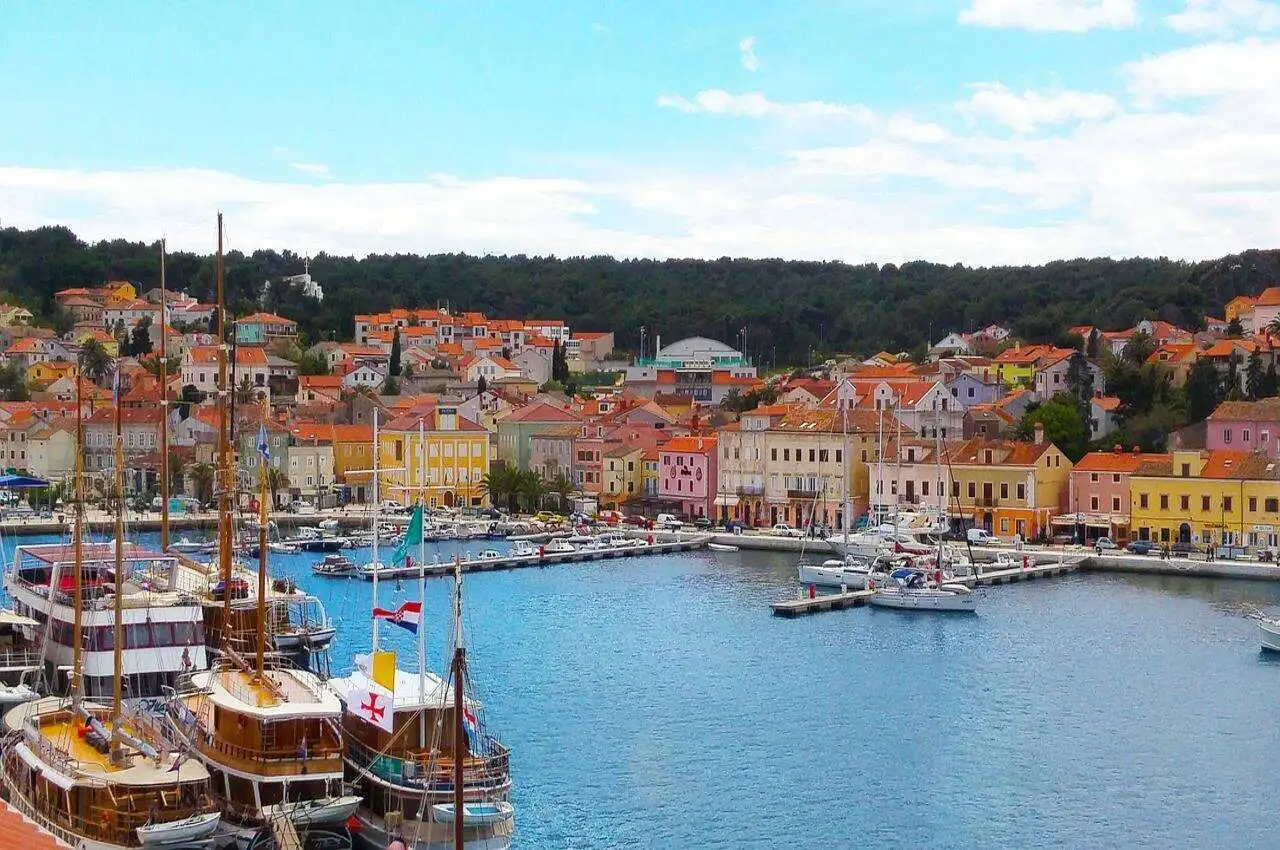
[
  {"xmin": 355, "ymin": 535, "xmax": 714, "ymax": 580},
  {"xmin": 771, "ymin": 558, "xmax": 1083, "ymax": 617}
]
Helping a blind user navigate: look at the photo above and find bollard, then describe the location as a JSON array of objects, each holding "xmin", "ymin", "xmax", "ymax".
[{"xmin": 808, "ymin": 584, "xmax": 816, "ymax": 599}]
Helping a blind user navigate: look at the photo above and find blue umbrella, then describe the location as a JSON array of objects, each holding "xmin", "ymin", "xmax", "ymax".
[{"xmin": 0, "ymin": 474, "xmax": 50, "ymax": 489}]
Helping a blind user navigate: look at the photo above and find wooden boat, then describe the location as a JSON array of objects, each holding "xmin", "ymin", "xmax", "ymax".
[{"xmin": 260, "ymin": 795, "xmax": 362, "ymax": 826}]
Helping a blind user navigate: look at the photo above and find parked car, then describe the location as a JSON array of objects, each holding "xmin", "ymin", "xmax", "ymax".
[
  {"xmin": 1171, "ymin": 541, "xmax": 1201, "ymax": 556},
  {"xmin": 771, "ymin": 523, "xmax": 804, "ymax": 538},
  {"xmin": 1094, "ymin": 537, "xmax": 1118, "ymax": 550},
  {"xmin": 380, "ymin": 500, "xmax": 406, "ymax": 514},
  {"xmin": 725, "ymin": 519, "xmax": 752, "ymax": 533},
  {"xmin": 692, "ymin": 516, "xmax": 712, "ymax": 529},
  {"xmin": 1126, "ymin": 540, "xmax": 1157, "ymax": 555},
  {"xmin": 622, "ymin": 515, "xmax": 650, "ymax": 528},
  {"xmin": 290, "ymin": 500, "xmax": 318, "ymax": 516},
  {"xmin": 967, "ymin": 528, "xmax": 995, "ymax": 545},
  {"xmin": 655, "ymin": 513, "xmax": 683, "ymax": 530}
]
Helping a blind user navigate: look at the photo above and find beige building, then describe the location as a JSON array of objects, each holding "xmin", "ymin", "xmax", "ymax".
[
  {"xmin": 286, "ymin": 442, "xmax": 336, "ymax": 504},
  {"xmin": 26, "ymin": 419, "xmax": 77, "ymax": 483}
]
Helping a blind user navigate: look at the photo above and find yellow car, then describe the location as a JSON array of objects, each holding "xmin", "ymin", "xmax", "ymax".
[{"xmin": 533, "ymin": 511, "xmax": 565, "ymax": 524}]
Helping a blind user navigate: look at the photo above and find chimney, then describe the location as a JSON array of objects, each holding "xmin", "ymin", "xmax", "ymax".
[
  {"xmin": 1132, "ymin": 446, "xmax": 1140, "ymax": 454},
  {"xmin": 1034, "ymin": 423, "xmax": 1045, "ymax": 445},
  {"xmin": 1113, "ymin": 444, "xmax": 1122, "ymax": 454}
]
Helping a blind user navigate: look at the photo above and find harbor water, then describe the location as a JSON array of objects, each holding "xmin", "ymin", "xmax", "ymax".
[{"xmin": 4, "ymin": 530, "xmax": 1280, "ymax": 848}]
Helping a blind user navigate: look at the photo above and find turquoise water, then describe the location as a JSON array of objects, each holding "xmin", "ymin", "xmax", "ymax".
[{"xmin": 6, "ymin": 531, "xmax": 1280, "ymax": 848}]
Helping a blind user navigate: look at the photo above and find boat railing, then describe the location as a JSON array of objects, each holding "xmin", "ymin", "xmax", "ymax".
[
  {"xmin": 196, "ymin": 729, "xmax": 343, "ymax": 771},
  {"xmin": 346, "ymin": 736, "xmax": 510, "ymax": 790},
  {"xmin": 0, "ymin": 646, "xmax": 43, "ymax": 669}
]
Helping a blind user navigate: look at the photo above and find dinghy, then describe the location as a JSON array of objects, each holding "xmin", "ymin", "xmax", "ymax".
[
  {"xmin": 430, "ymin": 801, "xmax": 516, "ymax": 826},
  {"xmin": 136, "ymin": 811, "xmax": 221, "ymax": 847},
  {"xmin": 707, "ymin": 542, "xmax": 739, "ymax": 552}
]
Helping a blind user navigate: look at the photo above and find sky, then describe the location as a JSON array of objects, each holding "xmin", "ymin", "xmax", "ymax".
[{"xmin": 1, "ymin": 0, "xmax": 1279, "ymax": 265}]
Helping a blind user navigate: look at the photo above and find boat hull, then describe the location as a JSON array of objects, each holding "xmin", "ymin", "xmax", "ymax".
[
  {"xmin": 348, "ymin": 810, "xmax": 511, "ymax": 850},
  {"xmin": 1260, "ymin": 619, "xmax": 1280, "ymax": 652},
  {"xmin": 869, "ymin": 589, "xmax": 977, "ymax": 612},
  {"xmin": 798, "ymin": 564, "xmax": 869, "ymax": 589}
]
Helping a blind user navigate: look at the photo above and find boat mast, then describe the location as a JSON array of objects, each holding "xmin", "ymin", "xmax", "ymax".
[
  {"xmin": 934, "ymin": 407, "xmax": 944, "ymax": 564},
  {"xmin": 69, "ymin": 373, "xmax": 85, "ymax": 707},
  {"xmin": 875, "ymin": 408, "xmax": 883, "ymax": 526},
  {"xmin": 371, "ymin": 408, "xmax": 380, "ymax": 653},
  {"xmin": 418, "ymin": 416, "xmax": 427, "ymax": 747},
  {"xmin": 451, "ymin": 554, "xmax": 465, "ymax": 850},
  {"xmin": 256, "ymin": 399, "xmax": 269, "ymax": 681},
  {"xmin": 159, "ymin": 238, "xmax": 170, "ymax": 551},
  {"xmin": 894, "ymin": 397, "xmax": 902, "ymax": 535},
  {"xmin": 841, "ymin": 394, "xmax": 850, "ymax": 545},
  {"xmin": 216, "ymin": 213, "xmax": 233, "ymax": 646},
  {"xmin": 109, "ymin": 373, "xmax": 124, "ymax": 757}
]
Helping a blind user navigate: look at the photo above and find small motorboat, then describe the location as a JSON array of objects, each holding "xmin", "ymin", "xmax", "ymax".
[
  {"xmin": 707, "ymin": 542, "xmax": 739, "ymax": 552},
  {"xmin": 473, "ymin": 549, "xmax": 503, "ymax": 560},
  {"xmin": 510, "ymin": 542, "xmax": 538, "ymax": 558},
  {"xmin": 273, "ymin": 625, "xmax": 338, "ymax": 651},
  {"xmin": 261, "ymin": 795, "xmax": 362, "ymax": 827},
  {"xmin": 1260, "ymin": 617, "xmax": 1280, "ymax": 652},
  {"xmin": 542, "ymin": 539, "xmax": 576, "ymax": 555},
  {"xmin": 312, "ymin": 554, "xmax": 356, "ymax": 577},
  {"xmin": 169, "ymin": 537, "xmax": 206, "ymax": 554},
  {"xmin": 268, "ymin": 541, "xmax": 300, "ymax": 554},
  {"xmin": 136, "ymin": 811, "xmax": 221, "ymax": 846},
  {"xmin": 430, "ymin": 801, "xmax": 515, "ymax": 827}
]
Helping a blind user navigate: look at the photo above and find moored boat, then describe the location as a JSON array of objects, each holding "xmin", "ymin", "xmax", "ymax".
[
  {"xmin": 312, "ymin": 553, "xmax": 357, "ymax": 577},
  {"xmin": 868, "ymin": 568, "xmax": 976, "ymax": 613},
  {"xmin": 1259, "ymin": 617, "xmax": 1280, "ymax": 652}
]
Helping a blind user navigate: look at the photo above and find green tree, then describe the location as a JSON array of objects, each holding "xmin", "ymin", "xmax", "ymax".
[
  {"xmin": 515, "ymin": 469, "xmax": 545, "ymax": 512},
  {"xmin": 1086, "ymin": 329, "xmax": 1100, "ymax": 359},
  {"xmin": 0, "ymin": 360, "xmax": 30, "ymax": 401},
  {"xmin": 266, "ymin": 467, "xmax": 290, "ymax": 508},
  {"xmin": 189, "ymin": 462, "xmax": 216, "ymax": 506},
  {"xmin": 381, "ymin": 376, "xmax": 400, "ymax": 396},
  {"xmin": 389, "ymin": 327, "xmax": 402, "ymax": 377},
  {"xmin": 546, "ymin": 472, "xmax": 575, "ymax": 512},
  {"xmin": 129, "ymin": 316, "xmax": 153, "ymax": 356},
  {"xmin": 1185, "ymin": 358, "xmax": 1225, "ymax": 423},
  {"xmin": 1122, "ymin": 331, "xmax": 1155, "ymax": 366},
  {"xmin": 476, "ymin": 374, "xmax": 488, "ymax": 395},
  {"xmin": 1246, "ymin": 350, "xmax": 1265, "ymax": 399},
  {"xmin": 1228, "ymin": 317, "xmax": 1245, "ymax": 337},
  {"xmin": 78, "ymin": 338, "xmax": 113, "ymax": 384},
  {"xmin": 480, "ymin": 465, "xmax": 521, "ymax": 513},
  {"xmin": 1268, "ymin": 315, "xmax": 1280, "ymax": 338},
  {"xmin": 1015, "ymin": 394, "xmax": 1089, "ymax": 461},
  {"xmin": 142, "ymin": 354, "xmax": 181, "ymax": 379}
]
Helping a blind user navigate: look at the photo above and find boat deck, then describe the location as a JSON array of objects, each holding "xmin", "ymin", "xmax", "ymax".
[{"xmin": 772, "ymin": 558, "xmax": 1081, "ymax": 617}]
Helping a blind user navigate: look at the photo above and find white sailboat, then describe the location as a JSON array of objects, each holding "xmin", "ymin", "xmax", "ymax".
[{"xmin": 1259, "ymin": 617, "xmax": 1280, "ymax": 652}]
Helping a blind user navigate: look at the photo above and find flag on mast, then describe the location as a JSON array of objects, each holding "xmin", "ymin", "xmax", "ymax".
[
  {"xmin": 257, "ymin": 423, "xmax": 270, "ymax": 462},
  {"xmin": 372, "ymin": 601, "xmax": 422, "ymax": 635},
  {"xmin": 393, "ymin": 504, "xmax": 424, "ymax": 567},
  {"xmin": 348, "ymin": 687, "xmax": 394, "ymax": 732}
]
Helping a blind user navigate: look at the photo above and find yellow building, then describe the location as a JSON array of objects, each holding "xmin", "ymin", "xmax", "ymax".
[
  {"xmin": 601, "ymin": 445, "xmax": 644, "ymax": 509},
  {"xmin": 378, "ymin": 406, "xmax": 490, "ymax": 508},
  {"xmin": 27, "ymin": 358, "xmax": 77, "ymax": 388},
  {"xmin": 76, "ymin": 327, "xmax": 119, "ymax": 357},
  {"xmin": 1130, "ymin": 450, "xmax": 1280, "ymax": 548},
  {"xmin": 641, "ymin": 451, "xmax": 660, "ymax": 500},
  {"xmin": 946, "ymin": 434, "xmax": 1072, "ymax": 540}
]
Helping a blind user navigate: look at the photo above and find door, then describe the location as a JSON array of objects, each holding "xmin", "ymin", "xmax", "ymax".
[
  {"xmin": 1178, "ymin": 522, "xmax": 1191, "ymax": 544},
  {"xmin": 983, "ymin": 483, "xmax": 994, "ymax": 506}
]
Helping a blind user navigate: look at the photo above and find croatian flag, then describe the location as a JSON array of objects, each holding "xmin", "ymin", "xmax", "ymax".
[
  {"xmin": 372, "ymin": 601, "xmax": 422, "ymax": 635},
  {"xmin": 462, "ymin": 703, "xmax": 479, "ymax": 747}
]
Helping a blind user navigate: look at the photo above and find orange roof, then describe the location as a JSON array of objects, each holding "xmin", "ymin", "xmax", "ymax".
[
  {"xmin": 1074, "ymin": 450, "xmax": 1168, "ymax": 473},
  {"xmin": 1255, "ymin": 287, "xmax": 1280, "ymax": 307},
  {"xmin": 660, "ymin": 435, "xmax": 717, "ymax": 454},
  {"xmin": 1092, "ymin": 395, "xmax": 1121, "ymax": 411},
  {"xmin": 435, "ymin": 343, "xmax": 464, "ymax": 356},
  {"xmin": 299, "ymin": 375, "xmax": 343, "ymax": 389},
  {"xmin": 503, "ymin": 401, "xmax": 582, "ymax": 423},
  {"xmin": 238, "ymin": 312, "xmax": 296, "ymax": 325},
  {"xmin": 1202, "ymin": 339, "xmax": 1257, "ymax": 357},
  {"xmin": 6, "ymin": 337, "xmax": 44, "ymax": 353}
]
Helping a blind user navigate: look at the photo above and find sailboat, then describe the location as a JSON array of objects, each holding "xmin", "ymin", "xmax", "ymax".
[
  {"xmin": 329, "ymin": 417, "xmax": 514, "ymax": 850},
  {"xmin": 0, "ymin": 370, "xmax": 221, "ymax": 849},
  {"xmin": 868, "ymin": 409, "xmax": 977, "ymax": 614},
  {"xmin": 165, "ymin": 214, "xmax": 357, "ymax": 850}
]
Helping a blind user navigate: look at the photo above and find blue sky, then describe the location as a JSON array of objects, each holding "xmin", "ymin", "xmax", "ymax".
[{"xmin": 1, "ymin": 0, "xmax": 1278, "ymax": 264}]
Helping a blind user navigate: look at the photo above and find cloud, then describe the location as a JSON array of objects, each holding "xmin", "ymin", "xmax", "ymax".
[
  {"xmin": 739, "ymin": 36, "xmax": 760, "ymax": 72},
  {"xmin": 958, "ymin": 83, "xmax": 1118, "ymax": 132},
  {"xmin": 1125, "ymin": 39, "xmax": 1280, "ymax": 103},
  {"xmin": 959, "ymin": 0, "xmax": 1138, "ymax": 32},
  {"xmin": 1166, "ymin": 0, "xmax": 1280, "ymax": 34},
  {"xmin": 656, "ymin": 89, "xmax": 870, "ymax": 121},
  {"xmin": 289, "ymin": 162, "xmax": 332, "ymax": 177}
]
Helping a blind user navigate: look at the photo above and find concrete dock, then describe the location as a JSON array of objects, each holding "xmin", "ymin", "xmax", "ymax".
[
  {"xmin": 771, "ymin": 558, "xmax": 1083, "ymax": 617},
  {"xmin": 355, "ymin": 535, "xmax": 713, "ymax": 580}
]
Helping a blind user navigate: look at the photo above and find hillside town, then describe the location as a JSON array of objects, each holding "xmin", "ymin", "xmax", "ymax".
[{"xmin": 3, "ymin": 277, "xmax": 1280, "ymax": 554}]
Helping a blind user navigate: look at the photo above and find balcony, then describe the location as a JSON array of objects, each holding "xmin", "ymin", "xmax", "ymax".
[
  {"xmin": 787, "ymin": 488, "xmax": 821, "ymax": 500},
  {"xmin": 738, "ymin": 484, "xmax": 764, "ymax": 496},
  {"xmin": 974, "ymin": 497, "xmax": 999, "ymax": 508}
]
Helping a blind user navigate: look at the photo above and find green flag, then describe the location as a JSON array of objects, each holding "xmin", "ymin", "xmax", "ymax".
[{"xmin": 393, "ymin": 504, "xmax": 424, "ymax": 566}]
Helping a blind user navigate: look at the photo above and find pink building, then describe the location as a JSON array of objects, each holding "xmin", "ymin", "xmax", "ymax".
[
  {"xmin": 1065, "ymin": 448, "xmax": 1170, "ymax": 543},
  {"xmin": 1206, "ymin": 399, "xmax": 1280, "ymax": 458},
  {"xmin": 658, "ymin": 435, "xmax": 718, "ymax": 520}
]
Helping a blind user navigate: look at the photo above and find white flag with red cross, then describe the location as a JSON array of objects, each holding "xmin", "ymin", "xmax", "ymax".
[{"xmin": 348, "ymin": 687, "xmax": 394, "ymax": 732}]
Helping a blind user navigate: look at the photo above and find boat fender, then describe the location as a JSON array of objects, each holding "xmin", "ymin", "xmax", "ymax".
[
  {"xmin": 1022, "ymin": 555, "xmax": 1029, "ymax": 570},
  {"xmin": 539, "ymin": 546, "xmax": 545, "ymax": 557},
  {"xmin": 388, "ymin": 842, "xmax": 407, "ymax": 850}
]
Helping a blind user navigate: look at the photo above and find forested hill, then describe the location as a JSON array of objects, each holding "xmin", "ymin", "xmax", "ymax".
[{"xmin": 3, "ymin": 225, "xmax": 1278, "ymax": 365}]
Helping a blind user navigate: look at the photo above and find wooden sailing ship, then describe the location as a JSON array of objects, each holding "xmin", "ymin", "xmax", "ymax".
[{"xmin": 164, "ymin": 214, "xmax": 358, "ymax": 850}]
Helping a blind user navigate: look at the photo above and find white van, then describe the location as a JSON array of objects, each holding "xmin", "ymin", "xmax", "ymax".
[
  {"xmin": 967, "ymin": 528, "xmax": 994, "ymax": 544},
  {"xmin": 655, "ymin": 513, "xmax": 683, "ymax": 530}
]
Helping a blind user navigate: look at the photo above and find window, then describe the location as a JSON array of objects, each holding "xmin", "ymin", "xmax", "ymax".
[
  {"xmin": 1224, "ymin": 428, "xmax": 1233, "ymax": 443},
  {"xmin": 1016, "ymin": 483, "xmax": 1025, "ymax": 500},
  {"xmin": 1090, "ymin": 496, "xmax": 1099, "ymax": 511},
  {"xmin": 1000, "ymin": 483, "xmax": 1009, "ymax": 499},
  {"xmin": 1112, "ymin": 474, "xmax": 1120, "ymax": 484},
  {"xmin": 809, "ymin": 449, "xmax": 816, "ymax": 463},
  {"xmin": 967, "ymin": 482, "xmax": 976, "ymax": 498},
  {"xmin": 783, "ymin": 449, "xmax": 790, "ymax": 462},
  {"xmin": 1249, "ymin": 497, "xmax": 1258, "ymax": 513},
  {"xmin": 819, "ymin": 449, "xmax": 829, "ymax": 463},
  {"xmin": 1112, "ymin": 496, "xmax": 1121, "ymax": 512},
  {"xmin": 771, "ymin": 448, "xmax": 777, "ymax": 461},
  {"xmin": 1090, "ymin": 473, "xmax": 1099, "ymax": 483},
  {"xmin": 1000, "ymin": 519, "xmax": 1009, "ymax": 533},
  {"xmin": 1202, "ymin": 495, "xmax": 1210, "ymax": 511},
  {"xmin": 952, "ymin": 482, "xmax": 960, "ymax": 497},
  {"xmin": 922, "ymin": 481, "xmax": 930, "ymax": 497},
  {"xmin": 1267, "ymin": 498, "xmax": 1279, "ymax": 513},
  {"xmin": 1224, "ymin": 496, "xmax": 1233, "ymax": 512},
  {"xmin": 1180, "ymin": 495, "xmax": 1189, "ymax": 511},
  {"xmin": 1160, "ymin": 494, "xmax": 1169, "ymax": 510}
]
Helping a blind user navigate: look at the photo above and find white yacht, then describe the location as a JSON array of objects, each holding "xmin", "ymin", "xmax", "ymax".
[
  {"xmin": 869, "ymin": 567, "xmax": 976, "ymax": 613},
  {"xmin": 1260, "ymin": 617, "xmax": 1280, "ymax": 652}
]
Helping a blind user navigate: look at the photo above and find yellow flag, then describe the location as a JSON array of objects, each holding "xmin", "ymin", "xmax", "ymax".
[{"xmin": 372, "ymin": 650, "xmax": 396, "ymax": 693}]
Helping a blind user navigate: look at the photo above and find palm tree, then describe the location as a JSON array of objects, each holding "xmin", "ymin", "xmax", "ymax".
[
  {"xmin": 189, "ymin": 462, "xmax": 216, "ymax": 507},
  {"xmin": 1267, "ymin": 315, "xmax": 1280, "ymax": 338},
  {"xmin": 546, "ymin": 472, "xmax": 575, "ymax": 512},
  {"xmin": 515, "ymin": 470, "xmax": 545, "ymax": 512},
  {"xmin": 78, "ymin": 338, "xmax": 113, "ymax": 385},
  {"xmin": 168, "ymin": 452, "xmax": 187, "ymax": 494},
  {"xmin": 266, "ymin": 467, "xmax": 290, "ymax": 509}
]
